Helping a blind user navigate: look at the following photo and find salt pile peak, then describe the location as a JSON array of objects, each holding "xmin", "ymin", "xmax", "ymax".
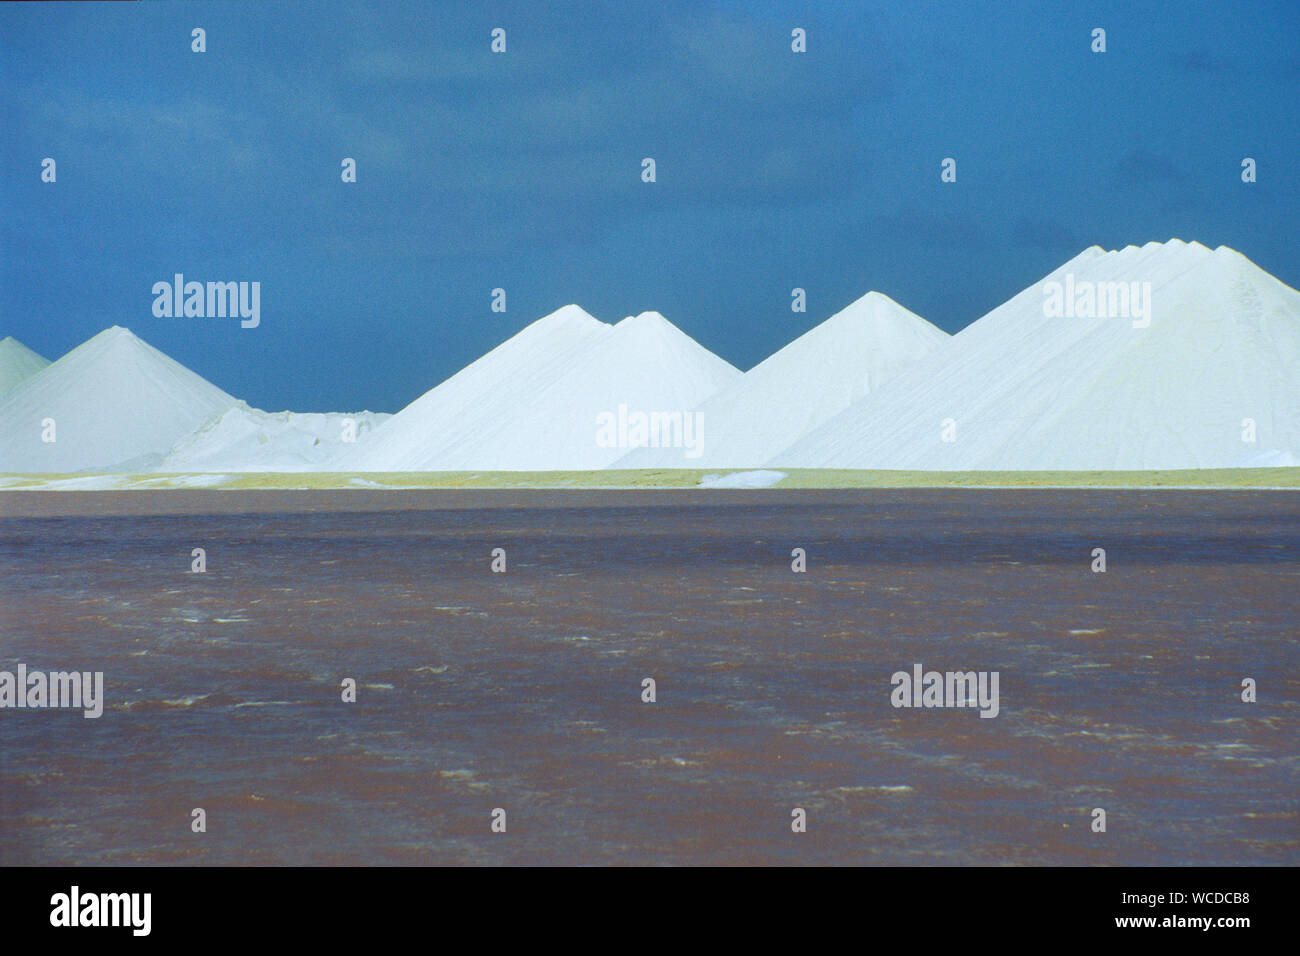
[
  {"xmin": 348, "ymin": 304, "xmax": 741, "ymax": 471},
  {"xmin": 0, "ymin": 336, "xmax": 51, "ymax": 397},
  {"xmin": 772, "ymin": 240, "xmax": 1300, "ymax": 470},
  {"xmin": 609, "ymin": 310, "xmax": 742, "ymax": 401},
  {"xmin": 0, "ymin": 326, "xmax": 237, "ymax": 473},
  {"xmin": 615, "ymin": 291, "xmax": 948, "ymax": 468}
]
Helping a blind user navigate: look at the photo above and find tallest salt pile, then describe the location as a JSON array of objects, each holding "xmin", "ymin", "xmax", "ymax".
[{"xmin": 773, "ymin": 240, "xmax": 1300, "ymax": 470}]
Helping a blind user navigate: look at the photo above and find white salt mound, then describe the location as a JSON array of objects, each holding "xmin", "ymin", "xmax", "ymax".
[
  {"xmin": 348, "ymin": 304, "xmax": 741, "ymax": 471},
  {"xmin": 697, "ymin": 469, "xmax": 787, "ymax": 488},
  {"xmin": 0, "ymin": 336, "xmax": 52, "ymax": 397},
  {"xmin": 1232, "ymin": 448, "xmax": 1299, "ymax": 468},
  {"xmin": 0, "ymin": 326, "xmax": 237, "ymax": 473},
  {"xmin": 615, "ymin": 291, "xmax": 947, "ymax": 468},
  {"xmin": 772, "ymin": 240, "xmax": 1300, "ymax": 470},
  {"xmin": 159, "ymin": 402, "xmax": 391, "ymax": 472}
]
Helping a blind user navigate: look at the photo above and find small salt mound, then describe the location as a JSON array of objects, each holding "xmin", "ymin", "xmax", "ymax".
[
  {"xmin": 698, "ymin": 469, "xmax": 787, "ymax": 488},
  {"xmin": 22, "ymin": 475, "xmax": 131, "ymax": 491},
  {"xmin": 159, "ymin": 402, "xmax": 391, "ymax": 472},
  {"xmin": 1232, "ymin": 448, "xmax": 1300, "ymax": 468},
  {"xmin": 133, "ymin": 473, "xmax": 232, "ymax": 488}
]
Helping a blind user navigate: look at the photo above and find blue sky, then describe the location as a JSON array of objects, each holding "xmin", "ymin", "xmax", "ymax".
[{"xmin": 2, "ymin": 0, "xmax": 1297, "ymax": 412}]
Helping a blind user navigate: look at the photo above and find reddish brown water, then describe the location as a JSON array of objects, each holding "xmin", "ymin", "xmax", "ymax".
[{"xmin": 1, "ymin": 489, "xmax": 1296, "ymax": 865}]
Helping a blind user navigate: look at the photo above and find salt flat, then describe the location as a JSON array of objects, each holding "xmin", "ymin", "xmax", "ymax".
[{"xmin": 1, "ymin": 466, "xmax": 1297, "ymax": 497}]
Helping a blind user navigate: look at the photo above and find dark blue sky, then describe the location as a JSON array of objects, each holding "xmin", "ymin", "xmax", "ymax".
[{"xmin": 3, "ymin": 1, "xmax": 1297, "ymax": 412}]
